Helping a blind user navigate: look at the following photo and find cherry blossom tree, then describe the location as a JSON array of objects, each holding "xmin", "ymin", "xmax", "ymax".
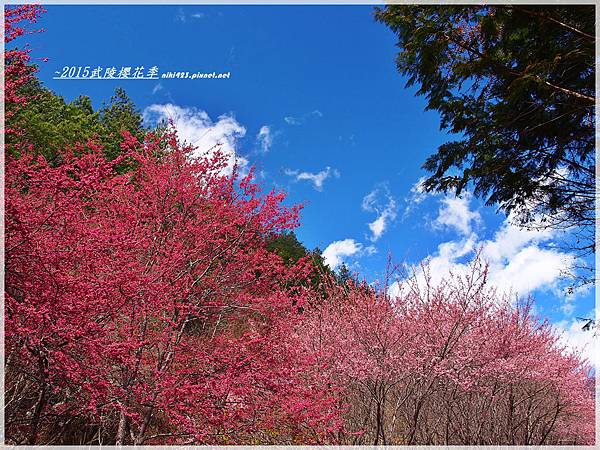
[
  {"xmin": 297, "ymin": 261, "xmax": 594, "ymax": 445},
  {"xmin": 5, "ymin": 128, "xmax": 343, "ymax": 444},
  {"xmin": 4, "ymin": 4, "xmax": 45, "ymax": 136}
]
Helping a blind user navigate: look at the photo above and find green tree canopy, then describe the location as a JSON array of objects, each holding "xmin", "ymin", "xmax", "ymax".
[
  {"xmin": 6, "ymin": 82, "xmax": 145, "ymax": 165},
  {"xmin": 99, "ymin": 87, "xmax": 145, "ymax": 160},
  {"xmin": 267, "ymin": 231, "xmax": 309, "ymax": 267},
  {"xmin": 376, "ymin": 5, "xmax": 595, "ymax": 280},
  {"xmin": 266, "ymin": 233, "xmax": 339, "ymax": 295}
]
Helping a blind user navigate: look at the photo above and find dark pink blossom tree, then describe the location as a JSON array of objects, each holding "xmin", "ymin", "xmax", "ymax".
[
  {"xmin": 4, "ymin": 4, "xmax": 45, "ymax": 135},
  {"xmin": 5, "ymin": 130, "xmax": 341, "ymax": 444}
]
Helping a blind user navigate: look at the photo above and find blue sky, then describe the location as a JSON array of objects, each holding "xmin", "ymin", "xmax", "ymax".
[{"xmin": 24, "ymin": 5, "xmax": 596, "ymax": 361}]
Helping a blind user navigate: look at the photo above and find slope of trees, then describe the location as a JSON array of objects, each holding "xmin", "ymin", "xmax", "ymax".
[{"xmin": 4, "ymin": 5, "xmax": 595, "ymax": 445}]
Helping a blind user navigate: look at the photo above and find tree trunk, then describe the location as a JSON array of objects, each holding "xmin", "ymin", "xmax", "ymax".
[{"xmin": 115, "ymin": 408, "xmax": 127, "ymax": 446}]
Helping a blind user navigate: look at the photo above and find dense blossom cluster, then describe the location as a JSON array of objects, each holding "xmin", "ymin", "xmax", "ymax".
[
  {"xmin": 297, "ymin": 264, "xmax": 594, "ymax": 444},
  {"xmin": 5, "ymin": 132, "xmax": 341, "ymax": 444},
  {"xmin": 5, "ymin": 4, "xmax": 45, "ymax": 135},
  {"xmin": 4, "ymin": 5, "xmax": 595, "ymax": 445}
]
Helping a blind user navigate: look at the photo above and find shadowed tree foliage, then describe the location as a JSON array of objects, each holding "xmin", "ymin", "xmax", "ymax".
[
  {"xmin": 375, "ymin": 5, "xmax": 596, "ymax": 284},
  {"xmin": 267, "ymin": 233, "xmax": 337, "ymax": 295},
  {"xmin": 6, "ymin": 80, "xmax": 145, "ymax": 165},
  {"xmin": 98, "ymin": 87, "xmax": 145, "ymax": 160},
  {"xmin": 6, "ymin": 78, "xmax": 100, "ymax": 162},
  {"xmin": 336, "ymin": 263, "xmax": 352, "ymax": 286},
  {"xmin": 267, "ymin": 232, "xmax": 309, "ymax": 267}
]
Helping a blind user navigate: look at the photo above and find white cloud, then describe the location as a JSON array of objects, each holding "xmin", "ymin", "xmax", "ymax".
[
  {"xmin": 476, "ymin": 217, "xmax": 574, "ymax": 297},
  {"xmin": 256, "ymin": 125, "xmax": 273, "ymax": 153},
  {"xmin": 284, "ymin": 110, "xmax": 323, "ymax": 126},
  {"xmin": 410, "ymin": 177, "xmax": 428, "ymax": 204},
  {"xmin": 362, "ymin": 186, "xmax": 398, "ymax": 241},
  {"xmin": 368, "ymin": 210, "xmax": 393, "ymax": 241},
  {"xmin": 365, "ymin": 245, "xmax": 377, "ymax": 256},
  {"xmin": 389, "ymin": 237, "xmax": 477, "ymax": 299},
  {"xmin": 284, "ymin": 166, "xmax": 339, "ymax": 191},
  {"xmin": 433, "ymin": 193, "xmax": 481, "ymax": 236},
  {"xmin": 555, "ymin": 316, "xmax": 598, "ymax": 368},
  {"xmin": 479, "ymin": 218, "xmax": 553, "ymax": 263},
  {"xmin": 175, "ymin": 8, "xmax": 186, "ymax": 22},
  {"xmin": 361, "ymin": 189, "xmax": 379, "ymax": 212},
  {"xmin": 284, "ymin": 116, "xmax": 301, "ymax": 125},
  {"xmin": 561, "ymin": 296, "xmax": 576, "ymax": 316},
  {"xmin": 151, "ymin": 83, "xmax": 163, "ymax": 95},
  {"xmin": 402, "ymin": 177, "xmax": 430, "ymax": 218},
  {"xmin": 485, "ymin": 242, "xmax": 573, "ymax": 296},
  {"xmin": 143, "ymin": 103, "xmax": 247, "ymax": 175},
  {"xmin": 390, "ymin": 193, "xmax": 575, "ymax": 301},
  {"xmin": 176, "ymin": 8, "xmax": 207, "ymax": 22},
  {"xmin": 322, "ymin": 239, "xmax": 363, "ymax": 270}
]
